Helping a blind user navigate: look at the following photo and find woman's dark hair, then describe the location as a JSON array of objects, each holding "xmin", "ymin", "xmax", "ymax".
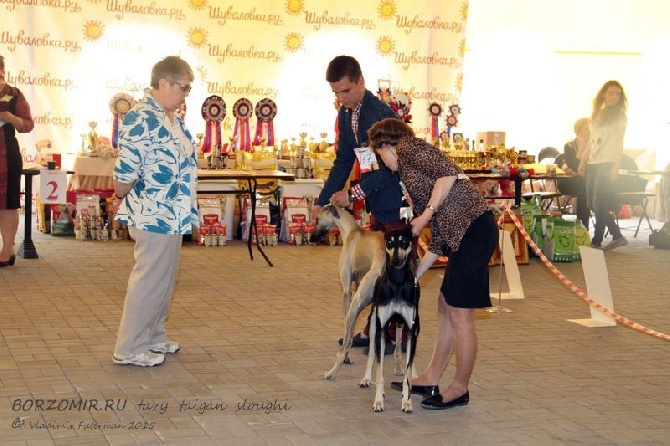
[
  {"xmin": 368, "ymin": 118, "xmax": 415, "ymax": 151},
  {"xmin": 326, "ymin": 55, "xmax": 362, "ymax": 83}
]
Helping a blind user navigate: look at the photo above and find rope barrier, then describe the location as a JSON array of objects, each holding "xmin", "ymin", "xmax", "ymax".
[{"xmin": 498, "ymin": 207, "xmax": 670, "ymax": 341}]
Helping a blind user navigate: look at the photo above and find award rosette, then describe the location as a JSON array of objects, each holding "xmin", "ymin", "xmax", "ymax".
[
  {"xmin": 109, "ymin": 93, "xmax": 136, "ymax": 148},
  {"xmin": 377, "ymin": 84, "xmax": 412, "ymax": 124},
  {"xmin": 445, "ymin": 104, "xmax": 461, "ymax": 137},
  {"xmin": 232, "ymin": 98, "xmax": 253, "ymax": 152},
  {"xmin": 253, "ymin": 98, "xmax": 278, "ymax": 146},
  {"xmin": 428, "ymin": 102, "xmax": 442, "ymax": 140},
  {"xmin": 200, "ymin": 95, "xmax": 226, "ymax": 154},
  {"xmin": 390, "ymin": 92, "xmax": 412, "ymax": 124}
]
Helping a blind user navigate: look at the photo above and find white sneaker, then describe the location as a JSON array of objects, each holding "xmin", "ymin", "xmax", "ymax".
[
  {"xmin": 113, "ymin": 351, "xmax": 165, "ymax": 367},
  {"xmin": 149, "ymin": 341, "xmax": 181, "ymax": 354},
  {"xmin": 603, "ymin": 237, "xmax": 628, "ymax": 251}
]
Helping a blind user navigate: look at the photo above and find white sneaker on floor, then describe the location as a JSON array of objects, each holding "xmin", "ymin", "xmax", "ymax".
[
  {"xmin": 149, "ymin": 341, "xmax": 181, "ymax": 354},
  {"xmin": 603, "ymin": 237, "xmax": 628, "ymax": 251},
  {"xmin": 113, "ymin": 351, "xmax": 165, "ymax": 367}
]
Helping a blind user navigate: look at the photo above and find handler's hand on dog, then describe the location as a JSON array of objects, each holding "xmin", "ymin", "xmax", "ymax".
[
  {"xmin": 330, "ymin": 190, "xmax": 350, "ymax": 208},
  {"xmin": 310, "ymin": 204, "xmax": 322, "ymax": 222}
]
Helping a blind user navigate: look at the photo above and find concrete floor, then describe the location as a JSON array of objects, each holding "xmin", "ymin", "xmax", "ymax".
[{"xmin": 1, "ymin": 216, "xmax": 669, "ymax": 445}]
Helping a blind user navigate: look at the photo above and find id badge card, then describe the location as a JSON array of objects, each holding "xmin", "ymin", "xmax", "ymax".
[{"xmin": 354, "ymin": 146, "xmax": 375, "ymax": 173}]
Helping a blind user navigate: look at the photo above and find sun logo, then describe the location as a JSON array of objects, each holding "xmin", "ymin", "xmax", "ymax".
[
  {"xmin": 378, "ymin": 0, "xmax": 396, "ymax": 20},
  {"xmin": 188, "ymin": 0, "xmax": 207, "ymax": 9},
  {"xmin": 459, "ymin": 38, "xmax": 466, "ymax": 57},
  {"xmin": 83, "ymin": 21, "xmax": 104, "ymax": 41},
  {"xmin": 376, "ymin": 36, "xmax": 395, "ymax": 55},
  {"xmin": 284, "ymin": 33, "xmax": 303, "ymax": 52},
  {"xmin": 285, "ymin": 0, "xmax": 304, "ymax": 16},
  {"xmin": 188, "ymin": 28, "xmax": 208, "ymax": 48},
  {"xmin": 460, "ymin": 2, "xmax": 469, "ymax": 21}
]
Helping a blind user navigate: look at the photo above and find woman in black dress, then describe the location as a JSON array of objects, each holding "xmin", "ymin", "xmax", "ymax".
[{"xmin": 0, "ymin": 54, "xmax": 35, "ymax": 266}]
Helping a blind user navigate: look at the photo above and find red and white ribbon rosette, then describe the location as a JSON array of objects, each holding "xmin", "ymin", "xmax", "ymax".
[
  {"xmin": 445, "ymin": 103, "xmax": 461, "ymax": 138},
  {"xmin": 253, "ymin": 98, "xmax": 278, "ymax": 146},
  {"xmin": 200, "ymin": 95, "xmax": 226, "ymax": 154},
  {"xmin": 428, "ymin": 102, "xmax": 442, "ymax": 140},
  {"xmin": 390, "ymin": 91, "xmax": 412, "ymax": 123},
  {"xmin": 109, "ymin": 93, "xmax": 136, "ymax": 148},
  {"xmin": 232, "ymin": 98, "xmax": 253, "ymax": 152}
]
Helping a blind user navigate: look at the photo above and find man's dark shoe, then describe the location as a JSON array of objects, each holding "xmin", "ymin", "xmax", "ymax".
[{"xmin": 338, "ymin": 332, "xmax": 369, "ymax": 348}]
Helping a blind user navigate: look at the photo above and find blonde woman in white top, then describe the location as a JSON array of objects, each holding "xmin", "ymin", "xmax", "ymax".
[{"xmin": 579, "ymin": 80, "xmax": 628, "ymax": 251}]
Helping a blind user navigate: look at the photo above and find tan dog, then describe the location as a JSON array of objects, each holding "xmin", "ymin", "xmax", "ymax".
[{"xmin": 309, "ymin": 205, "xmax": 386, "ymax": 379}]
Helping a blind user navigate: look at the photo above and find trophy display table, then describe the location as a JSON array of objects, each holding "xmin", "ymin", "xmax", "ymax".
[{"xmin": 69, "ymin": 155, "xmax": 116, "ymax": 191}]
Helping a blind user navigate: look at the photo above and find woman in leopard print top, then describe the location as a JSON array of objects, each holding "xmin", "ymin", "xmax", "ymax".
[{"xmin": 368, "ymin": 117, "xmax": 498, "ymax": 411}]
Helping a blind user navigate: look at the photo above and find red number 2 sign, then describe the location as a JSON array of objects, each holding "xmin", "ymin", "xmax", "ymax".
[{"xmin": 39, "ymin": 170, "xmax": 67, "ymax": 204}]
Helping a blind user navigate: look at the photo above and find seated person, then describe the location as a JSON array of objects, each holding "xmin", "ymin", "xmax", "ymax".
[
  {"xmin": 556, "ymin": 118, "xmax": 590, "ymax": 228},
  {"xmin": 538, "ymin": 146, "xmax": 560, "ymax": 163}
]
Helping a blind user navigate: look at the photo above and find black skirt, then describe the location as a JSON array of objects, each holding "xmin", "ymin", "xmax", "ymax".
[{"xmin": 440, "ymin": 211, "xmax": 498, "ymax": 308}]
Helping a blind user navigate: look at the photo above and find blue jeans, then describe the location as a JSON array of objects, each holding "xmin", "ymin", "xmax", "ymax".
[{"xmin": 586, "ymin": 163, "xmax": 622, "ymax": 246}]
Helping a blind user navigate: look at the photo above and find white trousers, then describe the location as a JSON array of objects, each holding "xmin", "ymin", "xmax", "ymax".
[{"xmin": 114, "ymin": 226, "xmax": 182, "ymax": 356}]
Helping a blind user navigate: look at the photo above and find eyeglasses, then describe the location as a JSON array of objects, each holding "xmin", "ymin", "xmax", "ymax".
[{"xmin": 172, "ymin": 80, "xmax": 191, "ymax": 93}]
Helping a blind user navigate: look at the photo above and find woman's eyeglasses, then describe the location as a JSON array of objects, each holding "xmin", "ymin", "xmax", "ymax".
[{"xmin": 172, "ymin": 81, "xmax": 192, "ymax": 93}]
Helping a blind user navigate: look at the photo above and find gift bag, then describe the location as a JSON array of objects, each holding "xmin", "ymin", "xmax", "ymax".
[{"xmin": 545, "ymin": 218, "xmax": 577, "ymax": 262}]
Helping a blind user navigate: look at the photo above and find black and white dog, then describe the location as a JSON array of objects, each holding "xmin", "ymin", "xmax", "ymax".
[{"xmin": 360, "ymin": 224, "xmax": 420, "ymax": 413}]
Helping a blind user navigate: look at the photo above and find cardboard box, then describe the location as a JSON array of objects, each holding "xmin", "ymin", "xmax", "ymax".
[{"xmin": 476, "ymin": 131, "xmax": 506, "ymax": 147}]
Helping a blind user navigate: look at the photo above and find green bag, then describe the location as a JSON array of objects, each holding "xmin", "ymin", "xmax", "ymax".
[
  {"xmin": 531, "ymin": 214, "xmax": 553, "ymax": 253},
  {"xmin": 546, "ymin": 218, "xmax": 577, "ymax": 262},
  {"xmin": 573, "ymin": 221, "xmax": 591, "ymax": 260},
  {"xmin": 520, "ymin": 194, "xmax": 542, "ymax": 235}
]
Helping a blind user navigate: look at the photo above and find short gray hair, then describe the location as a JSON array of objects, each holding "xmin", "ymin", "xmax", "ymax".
[{"xmin": 149, "ymin": 56, "xmax": 194, "ymax": 89}]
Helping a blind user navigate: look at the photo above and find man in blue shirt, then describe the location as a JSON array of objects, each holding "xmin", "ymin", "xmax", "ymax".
[{"xmin": 312, "ymin": 55, "xmax": 405, "ymax": 350}]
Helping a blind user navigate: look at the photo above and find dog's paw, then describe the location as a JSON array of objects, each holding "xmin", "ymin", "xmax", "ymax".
[
  {"xmin": 344, "ymin": 357, "xmax": 352, "ymax": 364},
  {"xmin": 359, "ymin": 379, "xmax": 371, "ymax": 388},
  {"xmin": 323, "ymin": 369, "xmax": 337, "ymax": 380},
  {"xmin": 373, "ymin": 400, "xmax": 384, "ymax": 412}
]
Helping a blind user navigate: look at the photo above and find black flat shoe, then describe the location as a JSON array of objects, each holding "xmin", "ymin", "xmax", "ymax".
[
  {"xmin": 421, "ymin": 391, "xmax": 470, "ymax": 410},
  {"xmin": 338, "ymin": 332, "xmax": 370, "ymax": 348},
  {"xmin": 390, "ymin": 381, "xmax": 440, "ymax": 396},
  {"xmin": 0, "ymin": 255, "xmax": 15, "ymax": 267}
]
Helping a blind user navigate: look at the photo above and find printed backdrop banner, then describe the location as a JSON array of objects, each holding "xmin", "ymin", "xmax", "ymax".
[{"xmin": 3, "ymin": 0, "xmax": 468, "ymax": 168}]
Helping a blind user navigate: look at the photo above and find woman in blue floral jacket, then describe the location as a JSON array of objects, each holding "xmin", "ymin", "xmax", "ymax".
[{"xmin": 112, "ymin": 56, "xmax": 199, "ymax": 367}]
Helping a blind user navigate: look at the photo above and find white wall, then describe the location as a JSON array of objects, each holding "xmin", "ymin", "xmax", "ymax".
[{"xmin": 461, "ymin": 0, "xmax": 670, "ymax": 168}]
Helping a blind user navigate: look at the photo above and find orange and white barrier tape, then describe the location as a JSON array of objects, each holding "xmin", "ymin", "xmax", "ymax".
[{"xmin": 498, "ymin": 207, "xmax": 670, "ymax": 341}]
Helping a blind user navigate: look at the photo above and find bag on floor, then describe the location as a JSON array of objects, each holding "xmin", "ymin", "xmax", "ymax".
[{"xmin": 649, "ymin": 224, "xmax": 670, "ymax": 249}]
